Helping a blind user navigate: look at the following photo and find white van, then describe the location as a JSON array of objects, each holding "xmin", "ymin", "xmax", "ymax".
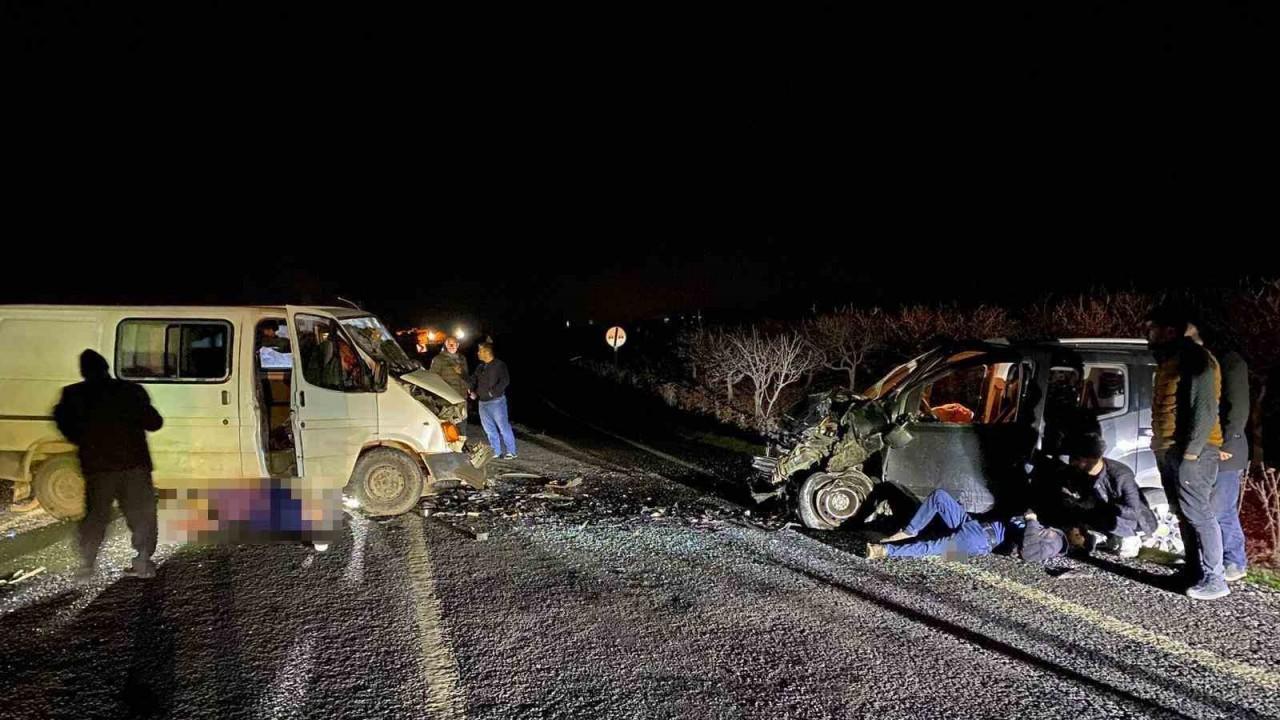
[{"xmin": 0, "ymin": 305, "xmax": 490, "ymax": 520}]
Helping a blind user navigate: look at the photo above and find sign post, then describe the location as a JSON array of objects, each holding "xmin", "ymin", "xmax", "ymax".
[{"xmin": 605, "ymin": 326, "xmax": 627, "ymax": 365}]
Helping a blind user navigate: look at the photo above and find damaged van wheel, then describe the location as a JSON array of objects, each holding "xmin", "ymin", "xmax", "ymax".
[
  {"xmin": 797, "ymin": 471, "xmax": 873, "ymax": 530},
  {"xmin": 351, "ymin": 449, "xmax": 424, "ymax": 517}
]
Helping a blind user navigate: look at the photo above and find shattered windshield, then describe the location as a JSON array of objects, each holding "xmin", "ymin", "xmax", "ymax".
[{"xmin": 341, "ymin": 316, "xmax": 420, "ymax": 376}]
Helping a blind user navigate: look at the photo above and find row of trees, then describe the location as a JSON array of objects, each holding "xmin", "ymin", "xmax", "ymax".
[{"xmin": 675, "ymin": 283, "xmax": 1280, "ymax": 434}]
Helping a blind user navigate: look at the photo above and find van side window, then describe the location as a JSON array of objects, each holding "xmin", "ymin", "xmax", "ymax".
[
  {"xmin": 116, "ymin": 320, "xmax": 231, "ymax": 382},
  {"xmin": 1047, "ymin": 364, "xmax": 1128, "ymax": 420},
  {"xmin": 294, "ymin": 314, "xmax": 373, "ymax": 393}
]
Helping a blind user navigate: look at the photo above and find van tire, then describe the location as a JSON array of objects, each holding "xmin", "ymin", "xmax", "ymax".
[
  {"xmin": 350, "ymin": 448, "xmax": 425, "ymax": 517},
  {"xmin": 796, "ymin": 471, "xmax": 875, "ymax": 530},
  {"xmin": 33, "ymin": 456, "xmax": 86, "ymax": 520}
]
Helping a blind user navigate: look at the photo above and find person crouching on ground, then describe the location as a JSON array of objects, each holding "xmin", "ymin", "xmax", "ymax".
[{"xmin": 1036, "ymin": 433, "xmax": 1157, "ymax": 559}]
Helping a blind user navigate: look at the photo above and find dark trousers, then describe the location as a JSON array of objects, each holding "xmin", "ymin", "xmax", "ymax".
[
  {"xmin": 1157, "ymin": 450, "xmax": 1223, "ymax": 584},
  {"xmin": 79, "ymin": 468, "xmax": 157, "ymax": 567}
]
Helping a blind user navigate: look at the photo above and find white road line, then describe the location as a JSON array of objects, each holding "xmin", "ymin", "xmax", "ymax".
[
  {"xmin": 946, "ymin": 562, "xmax": 1280, "ymax": 691},
  {"xmin": 255, "ymin": 633, "xmax": 316, "ymax": 720},
  {"xmin": 344, "ymin": 511, "xmax": 367, "ymax": 585},
  {"xmin": 403, "ymin": 517, "xmax": 466, "ymax": 719}
]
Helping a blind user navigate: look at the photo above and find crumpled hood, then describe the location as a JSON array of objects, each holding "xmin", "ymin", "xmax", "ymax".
[{"xmin": 398, "ymin": 368, "xmax": 465, "ymax": 405}]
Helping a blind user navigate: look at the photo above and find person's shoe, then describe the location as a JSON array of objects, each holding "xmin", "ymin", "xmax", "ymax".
[
  {"xmin": 1224, "ymin": 564, "xmax": 1248, "ymax": 582},
  {"xmin": 863, "ymin": 543, "xmax": 888, "ymax": 560},
  {"xmin": 1186, "ymin": 578, "xmax": 1230, "ymax": 601},
  {"xmin": 501, "ymin": 453, "xmax": 518, "ymax": 460},
  {"xmin": 123, "ymin": 561, "xmax": 157, "ymax": 579}
]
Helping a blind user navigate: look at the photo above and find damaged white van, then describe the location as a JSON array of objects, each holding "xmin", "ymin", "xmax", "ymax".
[{"xmin": 0, "ymin": 305, "xmax": 491, "ymax": 520}]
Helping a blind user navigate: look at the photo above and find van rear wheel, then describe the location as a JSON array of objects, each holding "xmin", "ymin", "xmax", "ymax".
[
  {"xmin": 33, "ymin": 456, "xmax": 86, "ymax": 520},
  {"xmin": 351, "ymin": 448, "xmax": 425, "ymax": 517}
]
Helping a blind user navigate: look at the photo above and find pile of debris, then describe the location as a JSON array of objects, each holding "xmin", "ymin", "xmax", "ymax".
[{"xmin": 420, "ymin": 472, "xmax": 788, "ymax": 540}]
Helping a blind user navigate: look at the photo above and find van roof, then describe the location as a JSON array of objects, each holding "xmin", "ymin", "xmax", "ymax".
[{"xmin": 0, "ymin": 304, "xmax": 372, "ymax": 318}]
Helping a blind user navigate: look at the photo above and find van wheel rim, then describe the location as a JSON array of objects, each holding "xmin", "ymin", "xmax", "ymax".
[
  {"xmin": 368, "ymin": 465, "xmax": 407, "ymax": 500},
  {"xmin": 813, "ymin": 478, "xmax": 860, "ymax": 526},
  {"xmin": 50, "ymin": 468, "xmax": 84, "ymax": 508}
]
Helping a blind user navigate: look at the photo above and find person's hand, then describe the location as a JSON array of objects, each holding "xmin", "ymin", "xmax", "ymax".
[
  {"xmin": 468, "ymin": 391, "xmax": 476, "ymax": 400},
  {"xmin": 1219, "ymin": 450, "xmax": 1233, "ymax": 462},
  {"xmin": 1183, "ymin": 453, "xmax": 1199, "ymax": 461}
]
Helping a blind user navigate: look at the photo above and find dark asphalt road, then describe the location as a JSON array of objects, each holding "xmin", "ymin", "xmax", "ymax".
[{"xmin": 3, "ymin": 375, "xmax": 1280, "ymax": 719}]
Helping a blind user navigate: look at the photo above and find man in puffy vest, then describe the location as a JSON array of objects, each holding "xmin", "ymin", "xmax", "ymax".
[{"xmin": 1148, "ymin": 306, "xmax": 1227, "ymax": 600}]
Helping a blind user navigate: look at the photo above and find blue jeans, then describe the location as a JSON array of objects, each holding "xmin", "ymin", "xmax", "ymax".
[
  {"xmin": 884, "ymin": 489, "xmax": 998, "ymax": 559},
  {"xmin": 1213, "ymin": 468, "xmax": 1247, "ymax": 570},
  {"xmin": 479, "ymin": 396, "xmax": 517, "ymax": 456},
  {"xmin": 1158, "ymin": 450, "xmax": 1223, "ymax": 584}
]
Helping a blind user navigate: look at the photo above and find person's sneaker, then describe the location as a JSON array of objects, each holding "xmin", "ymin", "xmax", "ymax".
[
  {"xmin": 862, "ymin": 543, "xmax": 888, "ymax": 560},
  {"xmin": 1186, "ymin": 578, "xmax": 1230, "ymax": 601},
  {"xmin": 501, "ymin": 453, "xmax": 518, "ymax": 460},
  {"xmin": 1224, "ymin": 564, "xmax": 1248, "ymax": 582},
  {"xmin": 123, "ymin": 561, "xmax": 157, "ymax": 579}
]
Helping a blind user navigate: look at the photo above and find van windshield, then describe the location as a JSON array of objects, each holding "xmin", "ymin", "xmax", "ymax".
[{"xmin": 340, "ymin": 316, "xmax": 420, "ymax": 376}]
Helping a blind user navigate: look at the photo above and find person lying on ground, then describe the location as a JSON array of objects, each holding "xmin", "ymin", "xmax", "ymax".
[{"xmin": 859, "ymin": 486, "xmax": 1088, "ymax": 562}]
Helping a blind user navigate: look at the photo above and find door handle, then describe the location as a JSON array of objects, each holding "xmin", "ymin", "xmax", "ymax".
[
  {"xmin": 222, "ymin": 390, "xmax": 229, "ymax": 406},
  {"xmin": 300, "ymin": 391, "xmax": 306, "ymax": 408}
]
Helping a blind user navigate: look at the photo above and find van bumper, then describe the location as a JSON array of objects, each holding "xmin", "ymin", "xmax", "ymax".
[{"xmin": 422, "ymin": 449, "xmax": 490, "ymax": 490}]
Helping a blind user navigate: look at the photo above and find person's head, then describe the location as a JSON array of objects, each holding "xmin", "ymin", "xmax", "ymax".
[
  {"xmin": 79, "ymin": 349, "xmax": 110, "ymax": 381},
  {"xmin": 262, "ymin": 325, "xmax": 278, "ymax": 339},
  {"xmin": 1021, "ymin": 524, "xmax": 1068, "ymax": 564},
  {"xmin": 477, "ymin": 343, "xmax": 494, "ymax": 363},
  {"xmin": 1064, "ymin": 432, "xmax": 1107, "ymax": 475},
  {"xmin": 1146, "ymin": 305, "xmax": 1189, "ymax": 349},
  {"xmin": 444, "ymin": 337, "xmax": 459, "ymax": 354}
]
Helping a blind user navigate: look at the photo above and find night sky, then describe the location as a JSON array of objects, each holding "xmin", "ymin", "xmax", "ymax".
[{"xmin": 6, "ymin": 3, "xmax": 1270, "ymax": 333}]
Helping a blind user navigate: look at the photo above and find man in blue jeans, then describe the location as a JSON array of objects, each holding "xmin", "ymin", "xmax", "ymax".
[
  {"xmin": 470, "ymin": 343, "xmax": 517, "ymax": 459},
  {"xmin": 1196, "ymin": 330, "xmax": 1250, "ymax": 582},
  {"xmin": 863, "ymin": 487, "xmax": 1079, "ymax": 563}
]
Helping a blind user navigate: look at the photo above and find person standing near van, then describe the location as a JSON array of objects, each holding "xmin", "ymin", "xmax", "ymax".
[
  {"xmin": 54, "ymin": 350, "xmax": 164, "ymax": 579},
  {"xmin": 470, "ymin": 343, "xmax": 517, "ymax": 459},
  {"xmin": 1148, "ymin": 307, "xmax": 1227, "ymax": 600},
  {"xmin": 1189, "ymin": 324, "xmax": 1251, "ymax": 583},
  {"xmin": 430, "ymin": 336, "xmax": 470, "ymax": 416}
]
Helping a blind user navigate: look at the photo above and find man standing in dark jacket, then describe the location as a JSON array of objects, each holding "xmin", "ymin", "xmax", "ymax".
[
  {"xmin": 1148, "ymin": 307, "xmax": 1227, "ymax": 600},
  {"xmin": 54, "ymin": 350, "xmax": 164, "ymax": 579},
  {"xmin": 470, "ymin": 343, "xmax": 517, "ymax": 459}
]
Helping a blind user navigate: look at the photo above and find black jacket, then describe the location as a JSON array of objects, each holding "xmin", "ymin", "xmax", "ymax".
[
  {"xmin": 472, "ymin": 358, "xmax": 510, "ymax": 402},
  {"xmin": 55, "ymin": 378, "xmax": 164, "ymax": 473},
  {"xmin": 1218, "ymin": 351, "xmax": 1250, "ymax": 473},
  {"xmin": 1032, "ymin": 458, "xmax": 1156, "ymax": 537}
]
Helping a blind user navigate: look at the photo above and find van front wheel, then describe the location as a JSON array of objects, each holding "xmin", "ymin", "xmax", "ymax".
[
  {"xmin": 33, "ymin": 456, "xmax": 86, "ymax": 520},
  {"xmin": 350, "ymin": 449, "xmax": 425, "ymax": 517}
]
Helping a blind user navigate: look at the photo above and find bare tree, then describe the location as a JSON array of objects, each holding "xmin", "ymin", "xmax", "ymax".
[
  {"xmin": 681, "ymin": 326, "xmax": 744, "ymax": 402},
  {"xmin": 1245, "ymin": 466, "xmax": 1280, "ymax": 564},
  {"xmin": 808, "ymin": 306, "xmax": 884, "ymax": 390},
  {"xmin": 727, "ymin": 327, "xmax": 822, "ymax": 429},
  {"xmin": 1025, "ymin": 291, "xmax": 1154, "ymax": 338},
  {"xmin": 886, "ymin": 304, "xmax": 1012, "ymax": 359}
]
